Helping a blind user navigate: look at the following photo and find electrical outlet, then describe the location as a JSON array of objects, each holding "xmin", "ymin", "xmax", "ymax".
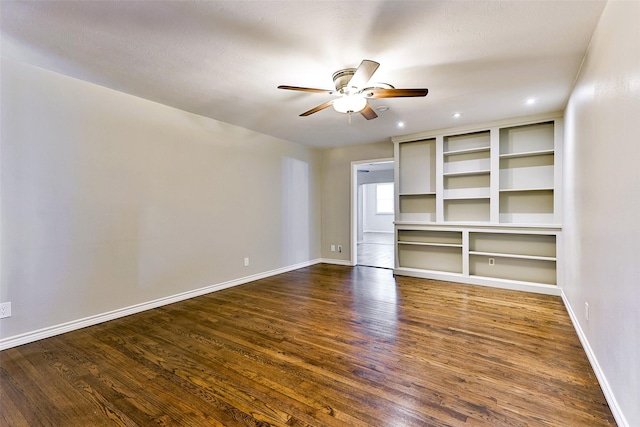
[
  {"xmin": 337, "ymin": 245, "xmax": 342, "ymax": 253},
  {"xmin": 244, "ymin": 257, "xmax": 250, "ymax": 267},
  {"xmin": 331, "ymin": 245, "xmax": 336, "ymax": 252},
  {"xmin": 489, "ymin": 258, "xmax": 495, "ymax": 266},
  {"xmin": 585, "ymin": 302, "xmax": 589, "ymax": 321},
  {"xmin": 0, "ymin": 302, "xmax": 11, "ymax": 319}
]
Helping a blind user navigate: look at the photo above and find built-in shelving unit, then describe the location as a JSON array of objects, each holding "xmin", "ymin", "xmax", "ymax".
[{"xmin": 392, "ymin": 114, "xmax": 563, "ymax": 294}]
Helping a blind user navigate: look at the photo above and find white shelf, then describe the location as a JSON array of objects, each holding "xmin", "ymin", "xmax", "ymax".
[
  {"xmin": 393, "ymin": 267, "xmax": 464, "ymax": 279},
  {"xmin": 499, "ymin": 187, "xmax": 553, "ymax": 193},
  {"xmin": 468, "ymin": 251, "xmax": 556, "ymax": 262},
  {"xmin": 396, "ymin": 229, "xmax": 463, "ymax": 245},
  {"xmin": 443, "ymin": 169, "xmax": 490, "ymax": 177},
  {"xmin": 443, "ymin": 146, "xmax": 490, "ymax": 156},
  {"xmin": 399, "ymin": 241, "xmax": 463, "ymax": 248},
  {"xmin": 399, "ymin": 192, "xmax": 436, "ymax": 196},
  {"xmin": 499, "ymin": 149, "xmax": 554, "ymax": 159},
  {"xmin": 443, "ymin": 193, "xmax": 490, "ymax": 200}
]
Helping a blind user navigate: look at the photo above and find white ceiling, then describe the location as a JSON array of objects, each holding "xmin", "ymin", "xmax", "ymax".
[{"xmin": 1, "ymin": 1, "xmax": 606, "ymax": 148}]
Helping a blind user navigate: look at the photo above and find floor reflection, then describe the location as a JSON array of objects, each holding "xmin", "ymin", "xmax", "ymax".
[{"xmin": 349, "ymin": 266, "xmax": 399, "ymax": 343}]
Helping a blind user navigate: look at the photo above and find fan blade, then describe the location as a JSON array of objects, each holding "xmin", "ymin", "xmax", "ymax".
[
  {"xmin": 348, "ymin": 60, "xmax": 380, "ymax": 89},
  {"xmin": 300, "ymin": 100, "xmax": 334, "ymax": 116},
  {"xmin": 360, "ymin": 103, "xmax": 378, "ymax": 120},
  {"xmin": 365, "ymin": 88, "xmax": 429, "ymax": 98},
  {"xmin": 278, "ymin": 85, "xmax": 334, "ymax": 94}
]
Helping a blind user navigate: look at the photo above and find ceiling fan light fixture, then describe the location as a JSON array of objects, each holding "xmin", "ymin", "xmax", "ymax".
[
  {"xmin": 278, "ymin": 59, "xmax": 428, "ymax": 119},
  {"xmin": 333, "ymin": 95, "xmax": 367, "ymax": 114}
]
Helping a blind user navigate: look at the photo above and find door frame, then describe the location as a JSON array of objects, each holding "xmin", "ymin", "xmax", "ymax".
[{"xmin": 350, "ymin": 157, "xmax": 394, "ymax": 266}]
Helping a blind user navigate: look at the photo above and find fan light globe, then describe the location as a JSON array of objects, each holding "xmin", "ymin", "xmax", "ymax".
[{"xmin": 333, "ymin": 95, "xmax": 367, "ymax": 114}]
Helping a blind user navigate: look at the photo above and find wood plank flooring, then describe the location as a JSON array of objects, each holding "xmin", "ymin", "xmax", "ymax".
[{"xmin": 0, "ymin": 264, "xmax": 615, "ymax": 426}]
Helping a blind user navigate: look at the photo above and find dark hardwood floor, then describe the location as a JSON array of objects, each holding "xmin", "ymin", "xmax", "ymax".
[{"xmin": 0, "ymin": 264, "xmax": 615, "ymax": 426}]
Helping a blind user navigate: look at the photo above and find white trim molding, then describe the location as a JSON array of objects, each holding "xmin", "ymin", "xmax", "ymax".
[
  {"xmin": 319, "ymin": 258, "xmax": 354, "ymax": 266},
  {"xmin": 561, "ymin": 291, "xmax": 629, "ymax": 427},
  {"xmin": 0, "ymin": 259, "xmax": 324, "ymax": 351}
]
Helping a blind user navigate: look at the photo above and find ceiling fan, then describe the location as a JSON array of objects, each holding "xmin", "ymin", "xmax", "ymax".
[{"xmin": 278, "ymin": 60, "xmax": 428, "ymax": 121}]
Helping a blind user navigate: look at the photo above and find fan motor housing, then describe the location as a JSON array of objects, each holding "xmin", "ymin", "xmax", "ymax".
[{"xmin": 332, "ymin": 68, "xmax": 356, "ymax": 93}]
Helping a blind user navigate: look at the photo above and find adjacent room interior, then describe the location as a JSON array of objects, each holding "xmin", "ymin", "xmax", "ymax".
[
  {"xmin": 1, "ymin": 1, "xmax": 638, "ymax": 426},
  {"xmin": 354, "ymin": 160, "xmax": 395, "ymax": 269}
]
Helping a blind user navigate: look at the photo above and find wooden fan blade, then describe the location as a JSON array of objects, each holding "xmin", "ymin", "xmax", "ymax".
[
  {"xmin": 278, "ymin": 85, "xmax": 334, "ymax": 94},
  {"xmin": 366, "ymin": 88, "xmax": 429, "ymax": 98},
  {"xmin": 360, "ymin": 103, "xmax": 378, "ymax": 120},
  {"xmin": 348, "ymin": 60, "xmax": 380, "ymax": 89},
  {"xmin": 300, "ymin": 100, "xmax": 334, "ymax": 116}
]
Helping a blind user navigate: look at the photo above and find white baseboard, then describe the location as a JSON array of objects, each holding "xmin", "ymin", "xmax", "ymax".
[
  {"xmin": 319, "ymin": 258, "xmax": 354, "ymax": 266},
  {"xmin": 0, "ymin": 259, "xmax": 324, "ymax": 351},
  {"xmin": 561, "ymin": 291, "xmax": 628, "ymax": 427},
  {"xmin": 394, "ymin": 267, "xmax": 562, "ymax": 296}
]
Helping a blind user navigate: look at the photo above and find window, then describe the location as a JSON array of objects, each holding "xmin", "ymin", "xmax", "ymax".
[{"xmin": 376, "ymin": 183, "xmax": 394, "ymax": 214}]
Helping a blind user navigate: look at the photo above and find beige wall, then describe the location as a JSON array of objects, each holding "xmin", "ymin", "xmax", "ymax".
[
  {"xmin": 320, "ymin": 141, "xmax": 393, "ymax": 261},
  {"xmin": 0, "ymin": 58, "xmax": 322, "ymax": 340},
  {"xmin": 563, "ymin": 1, "xmax": 640, "ymax": 425}
]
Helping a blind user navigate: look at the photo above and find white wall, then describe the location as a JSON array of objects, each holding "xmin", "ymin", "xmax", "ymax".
[
  {"xmin": 563, "ymin": 1, "xmax": 640, "ymax": 425},
  {"xmin": 0, "ymin": 58, "xmax": 322, "ymax": 342},
  {"xmin": 362, "ymin": 183, "xmax": 394, "ymax": 233}
]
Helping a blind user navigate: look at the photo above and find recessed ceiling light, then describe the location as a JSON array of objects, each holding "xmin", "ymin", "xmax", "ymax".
[
  {"xmin": 453, "ymin": 112, "xmax": 462, "ymax": 118},
  {"xmin": 397, "ymin": 122, "xmax": 405, "ymax": 128},
  {"xmin": 526, "ymin": 98, "xmax": 536, "ymax": 105},
  {"xmin": 376, "ymin": 105, "xmax": 389, "ymax": 112}
]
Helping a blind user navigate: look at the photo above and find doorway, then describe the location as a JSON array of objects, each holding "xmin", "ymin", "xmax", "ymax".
[{"xmin": 351, "ymin": 159, "xmax": 395, "ymax": 269}]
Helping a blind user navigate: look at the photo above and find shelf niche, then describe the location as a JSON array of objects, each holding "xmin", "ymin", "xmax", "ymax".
[
  {"xmin": 499, "ymin": 190, "xmax": 554, "ymax": 224},
  {"xmin": 499, "ymin": 121, "xmax": 556, "ymax": 224},
  {"xmin": 499, "ymin": 122, "xmax": 554, "ymax": 155},
  {"xmin": 468, "ymin": 232, "xmax": 557, "ymax": 285},
  {"xmin": 444, "ymin": 131, "xmax": 491, "ymax": 153},
  {"xmin": 469, "ymin": 255, "xmax": 557, "ymax": 285},
  {"xmin": 444, "ymin": 173, "xmax": 491, "ymax": 200},
  {"xmin": 469, "ymin": 233, "xmax": 556, "ymax": 258},
  {"xmin": 397, "ymin": 230, "xmax": 463, "ymax": 273},
  {"xmin": 398, "ymin": 138, "xmax": 436, "ymax": 222},
  {"xmin": 443, "ymin": 130, "xmax": 491, "ymax": 177},
  {"xmin": 499, "ymin": 154, "xmax": 554, "ymax": 191},
  {"xmin": 444, "ymin": 198, "xmax": 490, "ymax": 222},
  {"xmin": 398, "ymin": 194, "xmax": 436, "ymax": 222},
  {"xmin": 399, "ymin": 138, "xmax": 436, "ymax": 195},
  {"xmin": 398, "ymin": 230, "xmax": 463, "ymax": 245}
]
